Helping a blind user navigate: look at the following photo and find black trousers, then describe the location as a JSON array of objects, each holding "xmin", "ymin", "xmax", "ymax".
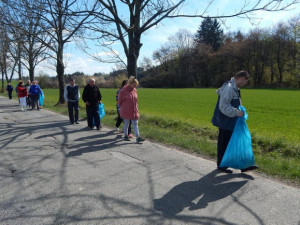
[
  {"xmin": 31, "ymin": 95, "xmax": 40, "ymax": 109},
  {"xmin": 217, "ymin": 128, "xmax": 233, "ymax": 166},
  {"xmin": 8, "ymin": 91, "xmax": 12, "ymax": 99},
  {"xmin": 26, "ymin": 96, "xmax": 31, "ymax": 106},
  {"xmin": 86, "ymin": 105, "xmax": 100, "ymax": 128},
  {"xmin": 68, "ymin": 101, "xmax": 79, "ymax": 123},
  {"xmin": 115, "ymin": 108, "xmax": 131, "ymax": 134}
]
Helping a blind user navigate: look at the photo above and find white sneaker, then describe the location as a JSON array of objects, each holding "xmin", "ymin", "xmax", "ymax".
[{"xmin": 116, "ymin": 127, "xmax": 119, "ymax": 131}]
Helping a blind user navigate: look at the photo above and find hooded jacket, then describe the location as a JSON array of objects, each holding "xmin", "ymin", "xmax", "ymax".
[{"xmin": 211, "ymin": 77, "xmax": 241, "ymax": 131}]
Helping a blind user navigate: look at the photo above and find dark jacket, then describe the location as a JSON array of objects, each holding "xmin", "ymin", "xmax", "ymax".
[
  {"xmin": 82, "ymin": 84, "xmax": 101, "ymax": 107},
  {"xmin": 211, "ymin": 77, "xmax": 241, "ymax": 131},
  {"xmin": 6, "ymin": 85, "xmax": 13, "ymax": 92},
  {"xmin": 64, "ymin": 85, "xmax": 80, "ymax": 102}
]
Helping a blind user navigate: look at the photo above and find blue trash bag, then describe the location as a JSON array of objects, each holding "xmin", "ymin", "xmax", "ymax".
[
  {"xmin": 99, "ymin": 103, "xmax": 106, "ymax": 119},
  {"xmin": 39, "ymin": 90, "xmax": 45, "ymax": 106},
  {"xmin": 220, "ymin": 106, "xmax": 255, "ymax": 169},
  {"xmin": 92, "ymin": 103, "xmax": 106, "ymax": 125}
]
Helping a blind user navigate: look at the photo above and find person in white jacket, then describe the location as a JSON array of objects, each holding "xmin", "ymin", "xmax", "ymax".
[{"xmin": 64, "ymin": 78, "xmax": 80, "ymax": 124}]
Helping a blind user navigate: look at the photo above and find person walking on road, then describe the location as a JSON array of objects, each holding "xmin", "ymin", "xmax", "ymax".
[
  {"xmin": 25, "ymin": 80, "xmax": 31, "ymax": 107},
  {"xmin": 211, "ymin": 71, "xmax": 258, "ymax": 173},
  {"xmin": 64, "ymin": 78, "xmax": 80, "ymax": 124},
  {"xmin": 116, "ymin": 80, "xmax": 132, "ymax": 137},
  {"xmin": 29, "ymin": 80, "xmax": 42, "ymax": 110},
  {"xmin": 6, "ymin": 83, "xmax": 13, "ymax": 100},
  {"xmin": 118, "ymin": 76, "xmax": 145, "ymax": 143},
  {"xmin": 82, "ymin": 78, "xmax": 102, "ymax": 130},
  {"xmin": 17, "ymin": 81, "xmax": 28, "ymax": 111}
]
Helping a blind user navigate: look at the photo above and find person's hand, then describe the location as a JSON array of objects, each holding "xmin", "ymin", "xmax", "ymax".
[
  {"xmin": 237, "ymin": 110, "xmax": 244, "ymax": 117},
  {"xmin": 86, "ymin": 101, "xmax": 90, "ymax": 106}
]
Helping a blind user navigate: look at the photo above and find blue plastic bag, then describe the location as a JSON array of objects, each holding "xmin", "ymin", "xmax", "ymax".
[
  {"xmin": 99, "ymin": 103, "xmax": 106, "ymax": 119},
  {"xmin": 92, "ymin": 103, "xmax": 106, "ymax": 126},
  {"xmin": 39, "ymin": 90, "xmax": 45, "ymax": 106},
  {"xmin": 220, "ymin": 106, "xmax": 255, "ymax": 169}
]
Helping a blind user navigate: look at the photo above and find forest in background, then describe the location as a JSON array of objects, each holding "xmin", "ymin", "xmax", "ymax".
[{"xmin": 139, "ymin": 17, "xmax": 300, "ymax": 88}]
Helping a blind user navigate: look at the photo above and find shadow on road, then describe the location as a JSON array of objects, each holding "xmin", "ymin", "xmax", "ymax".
[{"xmin": 153, "ymin": 169, "xmax": 253, "ymax": 216}]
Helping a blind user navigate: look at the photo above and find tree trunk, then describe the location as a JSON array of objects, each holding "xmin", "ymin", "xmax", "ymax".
[
  {"xmin": 18, "ymin": 42, "xmax": 22, "ymax": 80},
  {"xmin": 28, "ymin": 55, "xmax": 35, "ymax": 81},
  {"xmin": 57, "ymin": 48, "xmax": 65, "ymax": 104},
  {"xmin": 127, "ymin": 52, "xmax": 137, "ymax": 78},
  {"xmin": 1, "ymin": 69, "xmax": 4, "ymax": 93}
]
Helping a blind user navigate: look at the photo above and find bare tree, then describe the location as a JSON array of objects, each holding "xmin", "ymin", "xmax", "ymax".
[
  {"xmin": 0, "ymin": 0, "xmax": 51, "ymax": 82},
  {"xmin": 0, "ymin": 26, "xmax": 10, "ymax": 92},
  {"xmin": 29, "ymin": 0, "xmax": 98, "ymax": 104},
  {"xmin": 90, "ymin": 0, "xmax": 299, "ymax": 79}
]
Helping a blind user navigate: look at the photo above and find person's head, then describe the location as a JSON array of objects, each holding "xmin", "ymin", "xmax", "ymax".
[
  {"xmin": 121, "ymin": 80, "xmax": 128, "ymax": 88},
  {"xmin": 234, "ymin": 71, "xmax": 249, "ymax": 88},
  {"xmin": 69, "ymin": 78, "xmax": 75, "ymax": 86},
  {"xmin": 32, "ymin": 81, "xmax": 36, "ymax": 85},
  {"xmin": 8, "ymin": 82, "xmax": 11, "ymax": 85},
  {"xmin": 89, "ymin": 78, "xmax": 95, "ymax": 87},
  {"xmin": 34, "ymin": 80, "xmax": 38, "ymax": 84},
  {"xmin": 127, "ymin": 76, "xmax": 139, "ymax": 89},
  {"xmin": 27, "ymin": 80, "xmax": 31, "ymax": 85},
  {"xmin": 18, "ymin": 80, "xmax": 23, "ymax": 86}
]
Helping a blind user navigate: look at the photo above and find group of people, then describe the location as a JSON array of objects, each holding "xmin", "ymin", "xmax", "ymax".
[
  {"xmin": 6, "ymin": 71, "xmax": 258, "ymax": 171},
  {"xmin": 64, "ymin": 76, "xmax": 145, "ymax": 143},
  {"xmin": 6, "ymin": 80, "xmax": 43, "ymax": 111}
]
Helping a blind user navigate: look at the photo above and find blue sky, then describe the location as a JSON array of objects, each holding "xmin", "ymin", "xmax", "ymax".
[{"xmin": 35, "ymin": 1, "xmax": 300, "ymax": 77}]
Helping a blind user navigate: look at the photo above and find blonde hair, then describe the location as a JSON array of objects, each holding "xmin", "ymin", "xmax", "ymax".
[{"xmin": 128, "ymin": 76, "xmax": 139, "ymax": 86}]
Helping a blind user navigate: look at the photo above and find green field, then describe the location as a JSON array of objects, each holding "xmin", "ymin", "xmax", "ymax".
[
  {"xmin": 2, "ymin": 87, "xmax": 300, "ymax": 184},
  {"xmin": 42, "ymin": 88, "xmax": 300, "ymax": 144}
]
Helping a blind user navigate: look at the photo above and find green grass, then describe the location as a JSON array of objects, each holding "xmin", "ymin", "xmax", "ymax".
[{"xmin": 1, "ymin": 87, "xmax": 300, "ymax": 185}]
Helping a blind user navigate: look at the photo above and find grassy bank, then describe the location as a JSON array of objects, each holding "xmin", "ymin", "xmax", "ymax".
[{"xmin": 2, "ymin": 88, "xmax": 300, "ymax": 185}]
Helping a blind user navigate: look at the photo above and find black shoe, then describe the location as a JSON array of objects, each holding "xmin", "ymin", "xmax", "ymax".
[
  {"xmin": 89, "ymin": 126, "xmax": 94, "ymax": 130},
  {"xmin": 96, "ymin": 126, "xmax": 101, "ymax": 130},
  {"xmin": 217, "ymin": 167, "xmax": 233, "ymax": 174},
  {"xmin": 75, "ymin": 121, "xmax": 79, "ymax": 124},
  {"xmin": 241, "ymin": 165, "xmax": 259, "ymax": 173},
  {"xmin": 70, "ymin": 122, "xmax": 74, "ymax": 125}
]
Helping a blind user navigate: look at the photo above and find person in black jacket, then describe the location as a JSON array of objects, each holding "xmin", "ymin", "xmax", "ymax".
[
  {"xmin": 64, "ymin": 78, "xmax": 80, "ymax": 124},
  {"xmin": 6, "ymin": 83, "xmax": 13, "ymax": 99},
  {"xmin": 82, "ymin": 78, "xmax": 102, "ymax": 130}
]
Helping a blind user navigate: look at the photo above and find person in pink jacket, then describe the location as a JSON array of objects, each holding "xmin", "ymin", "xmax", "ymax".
[{"xmin": 118, "ymin": 76, "xmax": 145, "ymax": 143}]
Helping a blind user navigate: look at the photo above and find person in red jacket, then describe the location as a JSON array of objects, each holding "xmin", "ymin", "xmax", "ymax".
[
  {"xmin": 17, "ymin": 81, "xmax": 28, "ymax": 111},
  {"xmin": 118, "ymin": 76, "xmax": 145, "ymax": 143}
]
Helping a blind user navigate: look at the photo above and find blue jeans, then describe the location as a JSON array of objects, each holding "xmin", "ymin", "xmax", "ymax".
[
  {"xmin": 68, "ymin": 101, "xmax": 79, "ymax": 123},
  {"xmin": 123, "ymin": 119, "xmax": 139, "ymax": 138}
]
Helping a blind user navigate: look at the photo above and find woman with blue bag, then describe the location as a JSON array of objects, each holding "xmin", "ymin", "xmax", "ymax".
[{"xmin": 211, "ymin": 71, "xmax": 258, "ymax": 173}]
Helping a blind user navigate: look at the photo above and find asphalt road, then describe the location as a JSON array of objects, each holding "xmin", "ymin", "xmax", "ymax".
[{"xmin": 0, "ymin": 96, "xmax": 299, "ymax": 225}]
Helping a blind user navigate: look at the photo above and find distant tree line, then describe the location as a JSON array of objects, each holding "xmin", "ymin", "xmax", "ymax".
[{"xmin": 140, "ymin": 17, "xmax": 300, "ymax": 88}]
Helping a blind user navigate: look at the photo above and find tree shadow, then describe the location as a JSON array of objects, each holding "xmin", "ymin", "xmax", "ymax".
[
  {"xmin": 153, "ymin": 169, "xmax": 253, "ymax": 216},
  {"xmin": 62, "ymin": 130, "xmax": 123, "ymax": 157}
]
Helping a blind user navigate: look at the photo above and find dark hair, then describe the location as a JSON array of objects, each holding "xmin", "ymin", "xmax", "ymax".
[
  {"xmin": 235, "ymin": 71, "xmax": 249, "ymax": 79},
  {"xmin": 121, "ymin": 80, "xmax": 127, "ymax": 87}
]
